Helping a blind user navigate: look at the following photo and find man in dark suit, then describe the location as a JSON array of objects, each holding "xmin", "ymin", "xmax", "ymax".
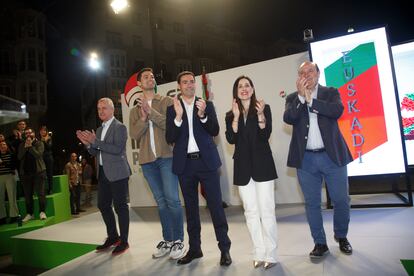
[
  {"xmin": 77, "ymin": 97, "xmax": 131, "ymax": 255},
  {"xmin": 166, "ymin": 71, "xmax": 232, "ymax": 266},
  {"xmin": 283, "ymin": 61, "xmax": 353, "ymax": 259}
]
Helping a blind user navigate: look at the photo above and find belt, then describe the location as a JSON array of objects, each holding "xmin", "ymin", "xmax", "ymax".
[
  {"xmin": 305, "ymin": 148, "xmax": 325, "ymax": 153},
  {"xmin": 187, "ymin": 152, "xmax": 201, "ymax": 159}
]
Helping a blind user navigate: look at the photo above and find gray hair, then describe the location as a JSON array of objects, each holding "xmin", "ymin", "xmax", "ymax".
[{"xmin": 98, "ymin": 97, "xmax": 114, "ymax": 109}]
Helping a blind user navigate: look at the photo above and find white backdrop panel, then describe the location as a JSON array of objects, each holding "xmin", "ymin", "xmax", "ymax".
[{"xmin": 122, "ymin": 52, "xmax": 311, "ymax": 207}]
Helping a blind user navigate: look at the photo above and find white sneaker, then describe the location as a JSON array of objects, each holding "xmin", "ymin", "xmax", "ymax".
[
  {"xmin": 22, "ymin": 214, "xmax": 33, "ymax": 222},
  {"xmin": 40, "ymin": 212, "xmax": 47, "ymax": 220},
  {"xmin": 169, "ymin": 240, "xmax": 185, "ymax": 260},
  {"xmin": 152, "ymin": 240, "xmax": 172, "ymax": 258}
]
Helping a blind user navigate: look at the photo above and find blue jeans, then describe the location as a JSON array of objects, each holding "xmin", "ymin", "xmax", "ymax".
[
  {"xmin": 141, "ymin": 157, "xmax": 184, "ymax": 241},
  {"xmin": 297, "ymin": 151, "xmax": 350, "ymax": 245}
]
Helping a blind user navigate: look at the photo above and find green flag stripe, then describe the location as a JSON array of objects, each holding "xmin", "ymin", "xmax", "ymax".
[{"xmin": 324, "ymin": 42, "xmax": 377, "ymax": 88}]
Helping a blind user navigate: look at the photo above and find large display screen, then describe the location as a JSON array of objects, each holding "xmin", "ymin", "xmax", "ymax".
[
  {"xmin": 310, "ymin": 27, "xmax": 406, "ymax": 176},
  {"xmin": 392, "ymin": 41, "xmax": 414, "ymax": 166}
]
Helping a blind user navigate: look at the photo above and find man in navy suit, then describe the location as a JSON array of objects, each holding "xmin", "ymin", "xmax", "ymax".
[
  {"xmin": 77, "ymin": 97, "xmax": 131, "ymax": 255},
  {"xmin": 166, "ymin": 71, "xmax": 232, "ymax": 266},
  {"xmin": 283, "ymin": 62, "xmax": 353, "ymax": 259}
]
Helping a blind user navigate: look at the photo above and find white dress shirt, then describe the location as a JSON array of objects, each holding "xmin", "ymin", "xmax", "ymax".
[
  {"xmin": 147, "ymin": 100, "xmax": 157, "ymax": 157},
  {"xmin": 174, "ymin": 98, "xmax": 207, "ymax": 153},
  {"xmin": 298, "ymin": 85, "xmax": 325, "ymax": 150},
  {"xmin": 99, "ymin": 116, "xmax": 115, "ymax": 165}
]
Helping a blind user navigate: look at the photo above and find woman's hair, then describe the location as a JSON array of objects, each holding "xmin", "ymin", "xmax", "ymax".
[{"xmin": 226, "ymin": 75, "xmax": 257, "ymax": 120}]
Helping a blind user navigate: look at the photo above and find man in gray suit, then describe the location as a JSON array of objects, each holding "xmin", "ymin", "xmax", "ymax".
[
  {"xmin": 283, "ymin": 62, "xmax": 353, "ymax": 259},
  {"xmin": 77, "ymin": 97, "xmax": 131, "ymax": 255}
]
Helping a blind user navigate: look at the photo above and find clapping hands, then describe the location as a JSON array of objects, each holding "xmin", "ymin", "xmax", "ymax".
[{"xmin": 76, "ymin": 130, "xmax": 96, "ymax": 146}]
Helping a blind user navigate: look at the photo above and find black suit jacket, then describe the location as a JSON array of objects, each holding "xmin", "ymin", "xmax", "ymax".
[
  {"xmin": 166, "ymin": 97, "xmax": 221, "ymax": 175},
  {"xmin": 283, "ymin": 85, "xmax": 353, "ymax": 168},
  {"xmin": 225, "ymin": 104, "xmax": 277, "ymax": 186}
]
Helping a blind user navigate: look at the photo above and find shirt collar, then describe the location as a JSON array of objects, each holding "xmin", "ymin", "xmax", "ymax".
[
  {"xmin": 182, "ymin": 97, "xmax": 195, "ymax": 108},
  {"xmin": 312, "ymin": 84, "xmax": 319, "ymax": 99},
  {"xmin": 102, "ymin": 116, "xmax": 115, "ymax": 127},
  {"xmin": 153, "ymin": 94, "xmax": 162, "ymax": 101}
]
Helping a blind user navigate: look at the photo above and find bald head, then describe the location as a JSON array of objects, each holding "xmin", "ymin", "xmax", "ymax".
[
  {"xmin": 298, "ymin": 61, "xmax": 320, "ymax": 90},
  {"xmin": 298, "ymin": 61, "xmax": 319, "ymax": 73}
]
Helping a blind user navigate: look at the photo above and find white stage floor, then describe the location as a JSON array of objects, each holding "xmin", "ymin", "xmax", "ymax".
[{"xmin": 14, "ymin": 202, "xmax": 413, "ymax": 276}]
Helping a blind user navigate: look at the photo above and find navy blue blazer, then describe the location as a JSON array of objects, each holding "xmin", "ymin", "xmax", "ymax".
[
  {"xmin": 225, "ymin": 104, "xmax": 277, "ymax": 186},
  {"xmin": 166, "ymin": 97, "xmax": 222, "ymax": 175},
  {"xmin": 283, "ymin": 85, "xmax": 353, "ymax": 169}
]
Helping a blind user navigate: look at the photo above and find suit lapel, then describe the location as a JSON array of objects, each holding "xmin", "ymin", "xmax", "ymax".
[
  {"xmin": 179, "ymin": 99, "xmax": 189, "ymax": 131},
  {"xmin": 192, "ymin": 96, "xmax": 199, "ymax": 126},
  {"xmin": 316, "ymin": 85, "xmax": 326, "ymax": 100},
  {"xmin": 243, "ymin": 113, "xmax": 254, "ymax": 140},
  {"xmin": 180, "ymin": 97, "xmax": 198, "ymax": 132},
  {"xmin": 96, "ymin": 127, "xmax": 103, "ymax": 140},
  {"xmin": 104, "ymin": 119, "xmax": 116, "ymax": 142}
]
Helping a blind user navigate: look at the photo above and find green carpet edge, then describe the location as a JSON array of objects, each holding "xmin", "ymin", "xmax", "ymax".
[{"xmin": 12, "ymin": 238, "xmax": 98, "ymax": 269}]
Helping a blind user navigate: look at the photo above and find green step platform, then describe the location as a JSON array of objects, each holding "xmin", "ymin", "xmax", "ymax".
[
  {"xmin": 0, "ymin": 175, "xmax": 71, "ymax": 255},
  {"xmin": 12, "ymin": 239, "xmax": 97, "ymax": 270}
]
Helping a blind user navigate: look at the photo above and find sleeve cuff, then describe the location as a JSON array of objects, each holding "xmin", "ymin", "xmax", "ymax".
[
  {"xmin": 298, "ymin": 94, "xmax": 305, "ymax": 104},
  {"xmin": 174, "ymin": 119, "xmax": 183, "ymax": 127},
  {"xmin": 200, "ymin": 116, "xmax": 208, "ymax": 123}
]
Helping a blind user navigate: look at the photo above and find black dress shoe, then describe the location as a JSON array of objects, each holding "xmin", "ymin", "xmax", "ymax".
[
  {"xmin": 335, "ymin": 236, "xmax": 353, "ymax": 255},
  {"xmin": 78, "ymin": 209, "xmax": 86, "ymax": 212},
  {"xmin": 177, "ymin": 250, "xmax": 203, "ymax": 265},
  {"xmin": 112, "ymin": 242, "xmax": 129, "ymax": 255},
  {"xmin": 96, "ymin": 237, "xmax": 121, "ymax": 251},
  {"xmin": 220, "ymin": 251, "xmax": 232, "ymax": 266},
  {"xmin": 309, "ymin": 244, "xmax": 329, "ymax": 259}
]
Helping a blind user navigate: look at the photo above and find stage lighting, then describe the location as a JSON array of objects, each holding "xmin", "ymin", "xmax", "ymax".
[{"xmin": 303, "ymin": 29, "xmax": 314, "ymax": 42}]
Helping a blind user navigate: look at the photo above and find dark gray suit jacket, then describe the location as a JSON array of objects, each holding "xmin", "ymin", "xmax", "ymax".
[
  {"xmin": 283, "ymin": 85, "xmax": 353, "ymax": 169},
  {"xmin": 88, "ymin": 118, "xmax": 131, "ymax": 182}
]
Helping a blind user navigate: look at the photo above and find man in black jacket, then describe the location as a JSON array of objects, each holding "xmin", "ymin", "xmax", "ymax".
[
  {"xmin": 283, "ymin": 61, "xmax": 353, "ymax": 259},
  {"xmin": 17, "ymin": 128, "xmax": 47, "ymax": 222},
  {"xmin": 166, "ymin": 71, "xmax": 231, "ymax": 266}
]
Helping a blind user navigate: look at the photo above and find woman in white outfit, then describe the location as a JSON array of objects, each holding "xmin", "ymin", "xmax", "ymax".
[{"xmin": 225, "ymin": 75, "xmax": 278, "ymax": 269}]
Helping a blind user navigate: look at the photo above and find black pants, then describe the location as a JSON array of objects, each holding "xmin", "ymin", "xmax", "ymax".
[
  {"xmin": 44, "ymin": 156, "xmax": 54, "ymax": 193},
  {"xmin": 97, "ymin": 166, "xmax": 129, "ymax": 244},
  {"xmin": 70, "ymin": 183, "xmax": 81, "ymax": 213},
  {"xmin": 23, "ymin": 172, "xmax": 46, "ymax": 215},
  {"xmin": 178, "ymin": 158, "xmax": 231, "ymax": 253}
]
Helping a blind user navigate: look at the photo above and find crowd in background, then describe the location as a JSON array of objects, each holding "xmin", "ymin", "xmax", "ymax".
[{"xmin": 0, "ymin": 120, "xmax": 95, "ymax": 225}]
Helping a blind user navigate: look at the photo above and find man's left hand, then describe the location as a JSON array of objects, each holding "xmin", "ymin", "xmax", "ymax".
[
  {"xmin": 196, "ymin": 98, "xmax": 206, "ymax": 118},
  {"xmin": 141, "ymin": 98, "xmax": 151, "ymax": 115},
  {"xmin": 304, "ymin": 89, "xmax": 312, "ymax": 104}
]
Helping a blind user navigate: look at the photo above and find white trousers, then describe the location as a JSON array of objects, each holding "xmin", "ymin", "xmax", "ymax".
[
  {"xmin": 0, "ymin": 173, "xmax": 19, "ymax": 218},
  {"xmin": 238, "ymin": 178, "xmax": 278, "ymax": 262}
]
